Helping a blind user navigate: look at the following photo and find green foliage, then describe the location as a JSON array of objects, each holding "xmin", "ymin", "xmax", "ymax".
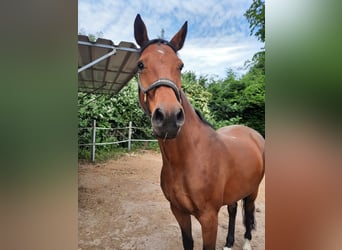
[
  {"xmin": 208, "ymin": 75, "xmax": 241, "ymax": 126},
  {"xmin": 207, "ymin": 67, "xmax": 265, "ymax": 136},
  {"xmin": 181, "ymin": 71, "xmax": 215, "ymax": 125},
  {"xmin": 81, "ymin": 146, "xmax": 127, "ymax": 162},
  {"xmin": 245, "ymin": 50, "xmax": 265, "ymax": 75},
  {"xmin": 244, "ymin": 0, "xmax": 265, "ymax": 43},
  {"xmin": 78, "ymin": 79, "xmax": 153, "ymax": 158},
  {"xmin": 180, "ymin": 70, "xmax": 264, "ymax": 135},
  {"xmin": 239, "ymin": 69, "xmax": 265, "ymax": 135},
  {"xmin": 79, "ymin": 79, "xmax": 149, "ymax": 128}
]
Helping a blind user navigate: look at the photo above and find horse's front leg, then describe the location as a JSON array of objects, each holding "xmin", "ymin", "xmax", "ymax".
[
  {"xmin": 197, "ymin": 210, "xmax": 218, "ymax": 250},
  {"xmin": 171, "ymin": 204, "xmax": 194, "ymax": 250}
]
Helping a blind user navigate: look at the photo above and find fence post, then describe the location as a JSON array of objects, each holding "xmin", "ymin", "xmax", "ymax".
[
  {"xmin": 91, "ymin": 119, "xmax": 96, "ymax": 162},
  {"xmin": 128, "ymin": 121, "xmax": 132, "ymax": 151}
]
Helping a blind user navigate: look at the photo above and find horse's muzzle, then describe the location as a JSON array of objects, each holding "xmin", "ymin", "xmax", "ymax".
[{"xmin": 151, "ymin": 106, "xmax": 184, "ymax": 139}]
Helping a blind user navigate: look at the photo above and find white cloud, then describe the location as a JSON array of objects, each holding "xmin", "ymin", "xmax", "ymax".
[
  {"xmin": 78, "ymin": 0, "xmax": 263, "ymax": 78},
  {"xmin": 181, "ymin": 35, "xmax": 263, "ymax": 78}
]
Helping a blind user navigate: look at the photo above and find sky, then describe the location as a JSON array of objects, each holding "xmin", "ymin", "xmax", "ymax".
[{"xmin": 78, "ymin": 0, "xmax": 264, "ymax": 79}]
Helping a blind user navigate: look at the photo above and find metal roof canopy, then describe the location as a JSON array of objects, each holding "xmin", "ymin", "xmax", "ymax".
[{"xmin": 78, "ymin": 35, "xmax": 140, "ymax": 94}]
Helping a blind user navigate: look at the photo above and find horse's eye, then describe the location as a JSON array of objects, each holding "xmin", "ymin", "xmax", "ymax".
[
  {"xmin": 137, "ymin": 61, "xmax": 144, "ymax": 70},
  {"xmin": 179, "ymin": 63, "xmax": 184, "ymax": 71}
]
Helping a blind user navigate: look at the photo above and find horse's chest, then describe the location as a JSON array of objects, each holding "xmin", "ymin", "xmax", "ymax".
[
  {"xmin": 161, "ymin": 168, "xmax": 201, "ymax": 213},
  {"xmin": 172, "ymin": 185, "xmax": 197, "ymax": 212}
]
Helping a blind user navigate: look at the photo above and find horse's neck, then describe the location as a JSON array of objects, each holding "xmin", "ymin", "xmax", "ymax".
[{"xmin": 158, "ymin": 91, "xmax": 212, "ymax": 164}]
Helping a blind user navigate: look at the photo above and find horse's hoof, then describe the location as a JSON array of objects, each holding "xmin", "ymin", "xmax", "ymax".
[
  {"xmin": 223, "ymin": 247, "xmax": 232, "ymax": 250},
  {"xmin": 242, "ymin": 239, "xmax": 252, "ymax": 250}
]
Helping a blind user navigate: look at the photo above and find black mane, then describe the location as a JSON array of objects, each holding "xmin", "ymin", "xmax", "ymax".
[{"xmin": 194, "ymin": 109, "xmax": 214, "ymax": 129}]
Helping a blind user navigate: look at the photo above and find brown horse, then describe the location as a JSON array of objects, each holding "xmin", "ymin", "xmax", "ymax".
[{"xmin": 134, "ymin": 14, "xmax": 264, "ymax": 250}]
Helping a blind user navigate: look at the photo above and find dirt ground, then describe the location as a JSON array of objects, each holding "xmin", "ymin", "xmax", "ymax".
[{"xmin": 78, "ymin": 150, "xmax": 265, "ymax": 250}]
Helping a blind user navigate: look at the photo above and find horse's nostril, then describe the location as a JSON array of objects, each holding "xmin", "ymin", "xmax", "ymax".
[
  {"xmin": 152, "ymin": 108, "xmax": 165, "ymax": 125},
  {"xmin": 176, "ymin": 108, "xmax": 184, "ymax": 126}
]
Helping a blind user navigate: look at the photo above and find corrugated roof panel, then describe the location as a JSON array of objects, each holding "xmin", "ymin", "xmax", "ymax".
[
  {"xmin": 104, "ymin": 71, "xmax": 117, "ymax": 83},
  {"xmin": 78, "ymin": 35, "xmax": 140, "ymax": 94}
]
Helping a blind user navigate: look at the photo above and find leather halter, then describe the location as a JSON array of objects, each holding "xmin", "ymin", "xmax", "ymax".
[
  {"xmin": 140, "ymin": 38, "xmax": 178, "ymax": 53},
  {"xmin": 137, "ymin": 74, "xmax": 181, "ymax": 116},
  {"xmin": 137, "ymin": 39, "xmax": 181, "ymax": 116}
]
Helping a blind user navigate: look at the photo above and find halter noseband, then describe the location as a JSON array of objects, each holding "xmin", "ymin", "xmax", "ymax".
[
  {"xmin": 137, "ymin": 74, "xmax": 182, "ymax": 116},
  {"xmin": 137, "ymin": 39, "xmax": 182, "ymax": 116}
]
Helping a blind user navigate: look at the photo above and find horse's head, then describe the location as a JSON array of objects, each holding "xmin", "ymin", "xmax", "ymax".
[{"xmin": 134, "ymin": 14, "xmax": 187, "ymax": 139}]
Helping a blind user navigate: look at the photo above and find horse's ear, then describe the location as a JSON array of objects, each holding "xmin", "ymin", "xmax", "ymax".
[
  {"xmin": 170, "ymin": 21, "xmax": 188, "ymax": 51},
  {"xmin": 134, "ymin": 14, "xmax": 149, "ymax": 47}
]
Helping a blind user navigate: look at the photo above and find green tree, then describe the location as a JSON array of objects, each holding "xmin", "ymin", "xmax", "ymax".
[
  {"xmin": 238, "ymin": 68, "xmax": 265, "ymax": 135},
  {"xmin": 244, "ymin": 0, "xmax": 265, "ymax": 73},
  {"xmin": 207, "ymin": 67, "xmax": 265, "ymax": 136},
  {"xmin": 181, "ymin": 71, "xmax": 214, "ymax": 124},
  {"xmin": 242, "ymin": 0, "xmax": 265, "ymax": 135},
  {"xmin": 208, "ymin": 70, "xmax": 244, "ymax": 128},
  {"xmin": 244, "ymin": 0, "xmax": 265, "ymax": 43}
]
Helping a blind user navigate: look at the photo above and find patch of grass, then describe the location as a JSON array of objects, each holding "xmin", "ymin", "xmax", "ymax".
[
  {"xmin": 130, "ymin": 141, "xmax": 160, "ymax": 152},
  {"xmin": 94, "ymin": 147, "xmax": 128, "ymax": 162},
  {"xmin": 78, "ymin": 141, "xmax": 160, "ymax": 163}
]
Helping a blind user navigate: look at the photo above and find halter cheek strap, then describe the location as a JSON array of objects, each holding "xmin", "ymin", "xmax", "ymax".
[
  {"xmin": 137, "ymin": 74, "xmax": 182, "ymax": 116},
  {"xmin": 137, "ymin": 39, "xmax": 182, "ymax": 116}
]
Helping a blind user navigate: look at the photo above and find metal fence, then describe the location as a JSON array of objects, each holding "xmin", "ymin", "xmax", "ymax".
[{"xmin": 79, "ymin": 120, "xmax": 157, "ymax": 162}]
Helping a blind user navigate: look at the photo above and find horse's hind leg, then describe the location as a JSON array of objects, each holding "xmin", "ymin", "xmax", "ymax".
[
  {"xmin": 242, "ymin": 191, "xmax": 258, "ymax": 250},
  {"xmin": 170, "ymin": 204, "xmax": 194, "ymax": 250},
  {"xmin": 223, "ymin": 202, "xmax": 237, "ymax": 250}
]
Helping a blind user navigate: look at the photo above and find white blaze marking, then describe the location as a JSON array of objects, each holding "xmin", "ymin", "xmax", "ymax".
[{"xmin": 157, "ymin": 49, "xmax": 165, "ymax": 54}]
